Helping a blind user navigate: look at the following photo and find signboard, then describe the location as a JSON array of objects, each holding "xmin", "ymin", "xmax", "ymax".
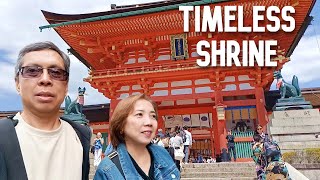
[{"xmin": 170, "ymin": 34, "xmax": 189, "ymax": 60}]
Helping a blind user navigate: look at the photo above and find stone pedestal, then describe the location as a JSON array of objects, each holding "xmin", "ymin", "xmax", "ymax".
[
  {"xmin": 268, "ymin": 109, "xmax": 320, "ymax": 153},
  {"xmin": 273, "ymin": 97, "xmax": 313, "ymax": 111}
]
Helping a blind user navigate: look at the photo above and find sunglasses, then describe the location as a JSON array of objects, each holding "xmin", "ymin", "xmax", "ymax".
[{"xmin": 19, "ymin": 66, "xmax": 69, "ymax": 81}]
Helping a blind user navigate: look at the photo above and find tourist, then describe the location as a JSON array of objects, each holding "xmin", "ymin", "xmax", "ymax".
[
  {"xmin": 157, "ymin": 128, "xmax": 164, "ymax": 138},
  {"xmin": 94, "ymin": 94, "xmax": 180, "ymax": 179},
  {"xmin": 93, "ymin": 132, "xmax": 104, "ymax": 168},
  {"xmin": 226, "ymin": 130, "xmax": 237, "ymax": 161},
  {"xmin": 154, "ymin": 134, "xmax": 165, "ymax": 147},
  {"xmin": 0, "ymin": 41, "xmax": 91, "ymax": 180},
  {"xmin": 183, "ymin": 126, "xmax": 193, "ymax": 164},
  {"xmin": 170, "ymin": 131, "xmax": 184, "ymax": 171},
  {"xmin": 196, "ymin": 153, "xmax": 204, "ymax": 163},
  {"xmin": 235, "ymin": 119, "xmax": 248, "ymax": 132},
  {"xmin": 252, "ymin": 134, "xmax": 266, "ymax": 179},
  {"xmin": 164, "ymin": 134, "xmax": 175, "ymax": 161},
  {"xmin": 254, "ymin": 125, "xmax": 266, "ymax": 142}
]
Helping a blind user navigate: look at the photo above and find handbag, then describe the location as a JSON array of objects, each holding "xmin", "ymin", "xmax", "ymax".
[{"xmin": 174, "ymin": 148, "xmax": 185, "ymax": 161}]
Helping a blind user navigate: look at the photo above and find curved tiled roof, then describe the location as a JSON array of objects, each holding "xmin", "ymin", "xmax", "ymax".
[{"xmin": 40, "ymin": 0, "xmax": 231, "ymax": 30}]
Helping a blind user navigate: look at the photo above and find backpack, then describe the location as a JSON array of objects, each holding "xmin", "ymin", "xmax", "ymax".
[
  {"xmin": 180, "ymin": 130, "xmax": 187, "ymax": 143},
  {"xmin": 264, "ymin": 140, "xmax": 281, "ymax": 160},
  {"xmin": 0, "ymin": 115, "xmax": 91, "ymax": 180},
  {"xmin": 90, "ymin": 146, "xmax": 95, "ymax": 154}
]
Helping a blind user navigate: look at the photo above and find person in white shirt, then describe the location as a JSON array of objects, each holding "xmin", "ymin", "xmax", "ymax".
[
  {"xmin": 157, "ymin": 137, "xmax": 165, "ymax": 147},
  {"xmin": 207, "ymin": 157, "xmax": 216, "ymax": 163},
  {"xmin": 154, "ymin": 134, "xmax": 164, "ymax": 147},
  {"xmin": 171, "ymin": 132, "xmax": 183, "ymax": 148},
  {"xmin": 169, "ymin": 132, "xmax": 183, "ymax": 171},
  {"xmin": 183, "ymin": 126, "xmax": 192, "ymax": 164},
  {"xmin": 3, "ymin": 41, "xmax": 90, "ymax": 180},
  {"xmin": 93, "ymin": 132, "xmax": 104, "ymax": 168}
]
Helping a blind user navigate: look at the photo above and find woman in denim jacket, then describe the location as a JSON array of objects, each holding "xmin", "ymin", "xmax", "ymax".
[{"xmin": 94, "ymin": 94, "xmax": 180, "ymax": 180}]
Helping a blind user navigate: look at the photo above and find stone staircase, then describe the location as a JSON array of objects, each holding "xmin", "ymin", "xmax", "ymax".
[
  {"xmin": 181, "ymin": 162, "xmax": 257, "ymax": 180},
  {"xmin": 89, "ymin": 153, "xmax": 95, "ymax": 180},
  {"xmin": 89, "ymin": 154, "xmax": 257, "ymax": 179}
]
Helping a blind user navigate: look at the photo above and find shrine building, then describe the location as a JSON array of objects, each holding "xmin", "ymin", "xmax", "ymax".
[{"xmin": 40, "ymin": 0, "xmax": 316, "ymax": 161}]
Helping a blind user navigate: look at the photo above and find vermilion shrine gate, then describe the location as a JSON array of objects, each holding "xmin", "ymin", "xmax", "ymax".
[{"xmin": 41, "ymin": 0, "xmax": 316, "ymax": 161}]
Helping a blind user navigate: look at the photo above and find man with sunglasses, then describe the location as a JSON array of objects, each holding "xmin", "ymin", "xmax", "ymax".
[{"xmin": 0, "ymin": 41, "xmax": 91, "ymax": 180}]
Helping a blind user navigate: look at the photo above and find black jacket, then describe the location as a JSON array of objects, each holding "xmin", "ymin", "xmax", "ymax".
[{"xmin": 0, "ymin": 116, "xmax": 91, "ymax": 180}]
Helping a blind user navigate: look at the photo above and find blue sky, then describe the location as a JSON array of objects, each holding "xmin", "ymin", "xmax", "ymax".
[{"xmin": 0, "ymin": 0, "xmax": 319, "ymax": 111}]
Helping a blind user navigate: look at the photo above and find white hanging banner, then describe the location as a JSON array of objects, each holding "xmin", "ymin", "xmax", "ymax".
[
  {"xmin": 182, "ymin": 114, "xmax": 192, "ymax": 127},
  {"xmin": 191, "ymin": 114, "xmax": 200, "ymax": 127},
  {"xmin": 200, "ymin": 113, "xmax": 210, "ymax": 127},
  {"xmin": 164, "ymin": 115, "xmax": 175, "ymax": 128},
  {"xmin": 173, "ymin": 115, "xmax": 183, "ymax": 127}
]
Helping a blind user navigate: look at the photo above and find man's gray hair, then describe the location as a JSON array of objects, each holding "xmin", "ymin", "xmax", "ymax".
[{"xmin": 15, "ymin": 41, "xmax": 70, "ymax": 80}]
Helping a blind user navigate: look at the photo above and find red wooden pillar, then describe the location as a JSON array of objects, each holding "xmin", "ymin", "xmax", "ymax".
[
  {"xmin": 108, "ymin": 99, "xmax": 119, "ymax": 142},
  {"xmin": 109, "ymin": 99, "xmax": 119, "ymax": 121},
  {"xmin": 212, "ymin": 109, "xmax": 220, "ymax": 154},
  {"xmin": 210, "ymin": 128, "xmax": 215, "ymax": 158},
  {"xmin": 213, "ymin": 90, "xmax": 228, "ymax": 155},
  {"xmin": 255, "ymin": 87, "xmax": 268, "ymax": 127}
]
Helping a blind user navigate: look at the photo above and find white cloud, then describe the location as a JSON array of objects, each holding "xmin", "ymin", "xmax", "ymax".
[
  {"xmin": 282, "ymin": 32, "xmax": 320, "ymax": 86},
  {"xmin": 66, "ymin": 56, "xmax": 110, "ymax": 105},
  {"xmin": 0, "ymin": 62, "xmax": 17, "ymax": 95},
  {"xmin": 0, "ymin": 0, "xmax": 157, "ymax": 108}
]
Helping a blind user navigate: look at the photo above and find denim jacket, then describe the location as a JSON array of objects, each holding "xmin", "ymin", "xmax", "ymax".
[{"xmin": 94, "ymin": 143, "xmax": 180, "ymax": 180}]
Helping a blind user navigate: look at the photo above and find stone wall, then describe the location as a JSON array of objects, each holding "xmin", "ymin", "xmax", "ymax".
[
  {"xmin": 292, "ymin": 164, "xmax": 320, "ymax": 180},
  {"xmin": 268, "ymin": 109, "xmax": 320, "ymax": 153}
]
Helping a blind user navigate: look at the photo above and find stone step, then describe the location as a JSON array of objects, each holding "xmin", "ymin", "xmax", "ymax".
[
  {"xmin": 182, "ymin": 162, "xmax": 255, "ymax": 168},
  {"xmin": 277, "ymin": 141, "xmax": 320, "ymax": 151},
  {"xmin": 269, "ymin": 117, "xmax": 320, "ymax": 127},
  {"xmin": 181, "ymin": 172, "xmax": 256, "ymax": 178},
  {"xmin": 89, "ymin": 163, "xmax": 256, "ymax": 179},
  {"xmin": 272, "ymin": 134, "xmax": 320, "ymax": 142},
  {"xmin": 181, "ymin": 162, "xmax": 256, "ymax": 179},
  {"xmin": 270, "ymin": 125, "xmax": 320, "ymax": 135},
  {"xmin": 182, "ymin": 167, "xmax": 255, "ymax": 173}
]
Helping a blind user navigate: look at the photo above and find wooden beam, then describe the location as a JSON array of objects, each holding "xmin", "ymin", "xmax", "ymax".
[
  {"xmin": 158, "ymin": 106, "xmax": 213, "ymax": 115},
  {"xmin": 224, "ymin": 99, "xmax": 256, "ymax": 107},
  {"xmin": 222, "ymin": 89, "xmax": 256, "ymax": 96},
  {"xmin": 151, "ymin": 92, "xmax": 214, "ymax": 102}
]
